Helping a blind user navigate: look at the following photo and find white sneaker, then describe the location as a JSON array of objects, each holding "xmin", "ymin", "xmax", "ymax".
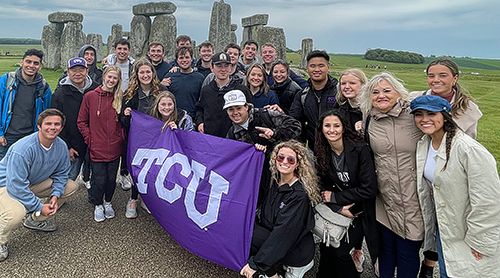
[
  {"xmin": 103, "ymin": 202, "xmax": 115, "ymax": 219},
  {"xmin": 94, "ymin": 205, "xmax": 105, "ymax": 222},
  {"xmin": 84, "ymin": 180, "xmax": 91, "ymax": 190},
  {"xmin": 284, "ymin": 259, "xmax": 314, "ymax": 278},
  {"xmin": 121, "ymin": 174, "xmax": 132, "ymax": 190},
  {"xmin": 125, "ymin": 198, "xmax": 138, "ymax": 219}
]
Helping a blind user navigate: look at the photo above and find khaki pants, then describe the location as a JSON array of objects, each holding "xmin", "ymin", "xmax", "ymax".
[{"xmin": 0, "ymin": 178, "xmax": 78, "ymax": 244}]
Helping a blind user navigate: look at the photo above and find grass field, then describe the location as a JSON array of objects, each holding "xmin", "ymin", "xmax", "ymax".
[{"xmin": 0, "ymin": 45, "xmax": 498, "ymax": 169}]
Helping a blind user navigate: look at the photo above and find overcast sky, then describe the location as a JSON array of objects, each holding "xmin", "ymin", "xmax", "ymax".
[{"xmin": 0, "ymin": 0, "xmax": 499, "ymax": 58}]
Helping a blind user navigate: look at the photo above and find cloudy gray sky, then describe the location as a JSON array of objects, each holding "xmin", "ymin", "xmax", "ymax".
[{"xmin": 1, "ymin": 0, "xmax": 499, "ymax": 58}]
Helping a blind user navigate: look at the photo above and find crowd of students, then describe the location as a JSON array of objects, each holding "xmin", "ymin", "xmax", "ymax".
[{"xmin": 0, "ymin": 37, "xmax": 499, "ymax": 278}]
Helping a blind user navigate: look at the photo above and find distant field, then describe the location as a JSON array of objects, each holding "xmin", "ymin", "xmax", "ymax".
[
  {"xmin": 288, "ymin": 52, "xmax": 500, "ymax": 169},
  {"xmin": 0, "ymin": 46, "xmax": 498, "ymax": 169}
]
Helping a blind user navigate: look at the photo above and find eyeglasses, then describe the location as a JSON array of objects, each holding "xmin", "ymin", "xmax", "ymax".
[{"xmin": 276, "ymin": 154, "xmax": 296, "ymax": 165}]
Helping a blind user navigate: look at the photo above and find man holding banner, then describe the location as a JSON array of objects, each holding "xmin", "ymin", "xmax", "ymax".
[{"xmin": 127, "ymin": 110, "xmax": 264, "ymax": 271}]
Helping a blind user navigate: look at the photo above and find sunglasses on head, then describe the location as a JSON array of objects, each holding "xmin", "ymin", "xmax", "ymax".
[{"xmin": 276, "ymin": 154, "xmax": 296, "ymax": 165}]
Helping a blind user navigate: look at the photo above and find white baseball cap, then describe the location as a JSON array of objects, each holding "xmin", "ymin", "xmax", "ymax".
[{"xmin": 223, "ymin": 90, "xmax": 247, "ymax": 109}]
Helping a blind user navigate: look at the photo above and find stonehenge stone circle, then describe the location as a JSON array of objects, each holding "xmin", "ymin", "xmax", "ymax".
[
  {"xmin": 209, "ymin": 0, "xmax": 232, "ymax": 53},
  {"xmin": 60, "ymin": 22, "xmax": 86, "ymax": 69},
  {"xmin": 133, "ymin": 2, "xmax": 177, "ymax": 16},
  {"xmin": 48, "ymin": 12, "xmax": 83, "ymax": 23},
  {"xmin": 130, "ymin": 15, "xmax": 152, "ymax": 58},
  {"xmin": 41, "ymin": 23, "xmax": 64, "ymax": 69}
]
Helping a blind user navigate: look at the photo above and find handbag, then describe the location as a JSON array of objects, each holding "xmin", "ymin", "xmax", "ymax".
[{"xmin": 312, "ymin": 202, "xmax": 353, "ymax": 248}]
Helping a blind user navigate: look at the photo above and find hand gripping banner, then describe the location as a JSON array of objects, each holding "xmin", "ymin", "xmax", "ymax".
[{"xmin": 127, "ymin": 110, "xmax": 264, "ymax": 271}]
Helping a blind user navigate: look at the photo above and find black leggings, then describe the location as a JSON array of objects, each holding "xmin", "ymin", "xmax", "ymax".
[
  {"xmin": 316, "ymin": 219, "xmax": 364, "ymax": 278},
  {"xmin": 91, "ymin": 158, "xmax": 119, "ymax": 205}
]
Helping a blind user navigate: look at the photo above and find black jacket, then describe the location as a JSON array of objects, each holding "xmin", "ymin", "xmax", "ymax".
[
  {"xmin": 119, "ymin": 84, "xmax": 167, "ymax": 130},
  {"xmin": 337, "ymin": 101, "xmax": 363, "ymax": 132},
  {"xmin": 270, "ymin": 77, "xmax": 302, "ymax": 114},
  {"xmin": 249, "ymin": 179, "xmax": 315, "ymax": 272},
  {"xmin": 51, "ymin": 77, "xmax": 98, "ymax": 156},
  {"xmin": 289, "ymin": 75, "xmax": 339, "ymax": 151},
  {"xmin": 195, "ymin": 78, "xmax": 253, "ymax": 138},
  {"xmin": 194, "ymin": 60, "xmax": 212, "ymax": 78},
  {"xmin": 320, "ymin": 139, "xmax": 379, "ymax": 263}
]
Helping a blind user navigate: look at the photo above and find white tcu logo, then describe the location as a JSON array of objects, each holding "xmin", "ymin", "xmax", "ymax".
[{"xmin": 131, "ymin": 148, "xmax": 229, "ymax": 229}]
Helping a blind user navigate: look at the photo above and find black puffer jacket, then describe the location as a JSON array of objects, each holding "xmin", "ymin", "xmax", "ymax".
[{"xmin": 270, "ymin": 77, "xmax": 302, "ymax": 114}]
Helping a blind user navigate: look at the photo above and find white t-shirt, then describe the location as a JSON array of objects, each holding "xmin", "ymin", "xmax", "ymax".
[
  {"xmin": 423, "ymin": 140, "xmax": 438, "ymax": 185},
  {"xmin": 116, "ymin": 61, "xmax": 130, "ymax": 91}
]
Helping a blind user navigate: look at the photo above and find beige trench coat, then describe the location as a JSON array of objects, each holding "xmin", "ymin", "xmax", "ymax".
[
  {"xmin": 416, "ymin": 131, "xmax": 500, "ymax": 277},
  {"xmin": 368, "ymin": 100, "xmax": 425, "ymax": 241}
]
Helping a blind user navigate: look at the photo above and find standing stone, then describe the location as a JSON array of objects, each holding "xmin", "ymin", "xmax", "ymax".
[
  {"xmin": 300, "ymin": 38, "xmax": 313, "ymax": 69},
  {"xmin": 133, "ymin": 2, "xmax": 177, "ymax": 16},
  {"xmin": 230, "ymin": 24, "xmax": 237, "ymax": 43},
  {"xmin": 129, "ymin": 15, "xmax": 151, "ymax": 58},
  {"xmin": 86, "ymin": 34, "xmax": 104, "ymax": 62},
  {"xmin": 209, "ymin": 0, "xmax": 232, "ymax": 53},
  {"xmin": 41, "ymin": 23, "xmax": 64, "ymax": 69},
  {"xmin": 48, "ymin": 12, "xmax": 84, "ymax": 23},
  {"xmin": 149, "ymin": 14, "xmax": 177, "ymax": 60},
  {"xmin": 253, "ymin": 26, "xmax": 287, "ymax": 60},
  {"xmin": 60, "ymin": 22, "xmax": 86, "ymax": 70},
  {"xmin": 241, "ymin": 14, "xmax": 269, "ymax": 44},
  {"xmin": 107, "ymin": 24, "xmax": 123, "ymax": 55}
]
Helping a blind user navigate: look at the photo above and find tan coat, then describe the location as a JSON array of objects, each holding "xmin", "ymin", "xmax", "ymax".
[
  {"xmin": 368, "ymin": 100, "xmax": 425, "ymax": 241},
  {"xmin": 409, "ymin": 90, "xmax": 482, "ymax": 138},
  {"xmin": 416, "ymin": 131, "xmax": 500, "ymax": 277}
]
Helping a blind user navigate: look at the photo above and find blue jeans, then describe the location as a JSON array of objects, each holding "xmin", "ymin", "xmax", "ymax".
[
  {"xmin": 436, "ymin": 228, "xmax": 449, "ymax": 278},
  {"xmin": 0, "ymin": 133, "xmax": 29, "ymax": 161},
  {"xmin": 68, "ymin": 156, "xmax": 84, "ymax": 181},
  {"xmin": 378, "ymin": 224, "xmax": 423, "ymax": 278}
]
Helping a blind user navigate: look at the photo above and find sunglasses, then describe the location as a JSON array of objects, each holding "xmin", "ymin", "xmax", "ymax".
[{"xmin": 276, "ymin": 154, "xmax": 296, "ymax": 165}]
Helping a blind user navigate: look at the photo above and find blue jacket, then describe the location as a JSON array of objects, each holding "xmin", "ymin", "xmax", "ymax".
[{"xmin": 0, "ymin": 71, "xmax": 52, "ymax": 137}]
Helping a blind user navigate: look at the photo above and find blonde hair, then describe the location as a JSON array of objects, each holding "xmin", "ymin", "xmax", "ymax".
[
  {"xmin": 102, "ymin": 65, "xmax": 123, "ymax": 114},
  {"xmin": 336, "ymin": 68, "xmax": 368, "ymax": 105},
  {"xmin": 125, "ymin": 58, "xmax": 161, "ymax": 103},
  {"xmin": 150, "ymin": 91, "xmax": 178, "ymax": 129},
  {"xmin": 269, "ymin": 140, "xmax": 321, "ymax": 206},
  {"xmin": 359, "ymin": 72, "xmax": 409, "ymax": 114}
]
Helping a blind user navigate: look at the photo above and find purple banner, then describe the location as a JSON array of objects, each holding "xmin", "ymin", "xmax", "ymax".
[{"xmin": 127, "ymin": 110, "xmax": 264, "ymax": 271}]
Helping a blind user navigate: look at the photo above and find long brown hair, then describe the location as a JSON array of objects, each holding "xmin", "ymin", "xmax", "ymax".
[
  {"xmin": 441, "ymin": 112, "xmax": 458, "ymax": 171},
  {"xmin": 125, "ymin": 58, "xmax": 161, "ymax": 103},
  {"xmin": 269, "ymin": 140, "xmax": 321, "ymax": 205},
  {"xmin": 427, "ymin": 58, "xmax": 473, "ymax": 118}
]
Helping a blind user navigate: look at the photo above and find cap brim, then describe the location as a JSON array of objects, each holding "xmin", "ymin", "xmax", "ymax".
[{"xmin": 223, "ymin": 101, "xmax": 246, "ymax": 110}]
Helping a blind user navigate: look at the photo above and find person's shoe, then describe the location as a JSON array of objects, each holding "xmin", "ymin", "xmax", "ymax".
[
  {"xmin": 418, "ymin": 261, "xmax": 434, "ymax": 278},
  {"xmin": 0, "ymin": 243, "xmax": 8, "ymax": 262},
  {"xmin": 103, "ymin": 202, "xmax": 115, "ymax": 219},
  {"xmin": 121, "ymin": 174, "xmax": 132, "ymax": 191},
  {"xmin": 23, "ymin": 215, "xmax": 57, "ymax": 232},
  {"xmin": 141, "ymin": 200, "xmax": 151, "ymax": 214},
  {"xmin": 125, "ymin": 198, "xmax": 138, "ymax": 219},
  {"xmin": 283, "ymin": 259, "xmax": 314, "ymax": 278},
  {"xmin": 94, "ymin": 205, "xmax": 105, "ymax": 222},
  {"xmin": 351, "ymin": 249, "xmax": 365, "ymax": 273}
]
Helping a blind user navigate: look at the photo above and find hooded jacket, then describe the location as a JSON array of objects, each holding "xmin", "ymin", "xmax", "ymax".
[
  {"xmin": 0, "ymin": 68, "xmax": 51, "ymax": 137},
  {"xmin": 77, "ymin": 85, "xmax": 124, "ymax": 162},
  {"xmin": 78, "ymin": 45, "xmax": 103, "ymax": 85},
  {"xmin": 51, "ymin": 75, "xmax": 98, "ymax": 156},
  {"xmin": 289, "ymin": 75, "xmax": 339, "ymax": 151}
]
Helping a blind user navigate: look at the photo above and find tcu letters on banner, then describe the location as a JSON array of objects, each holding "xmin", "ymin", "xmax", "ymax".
[{"xmin": 127, "ymin": 110, "xmax": 264, "ymax": 271}]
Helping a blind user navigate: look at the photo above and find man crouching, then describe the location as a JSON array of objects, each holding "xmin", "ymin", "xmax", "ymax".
[{"xmin": 0, "ymin": 108, "xmax": 78, "ymax": 261}]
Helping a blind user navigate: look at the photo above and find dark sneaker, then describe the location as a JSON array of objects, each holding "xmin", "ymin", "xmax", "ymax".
[
  {"xmin": 23, "ymin": 215, "xmax": 57, "ymax": 232},
  {"xmin": 0, "ymin": 243, "xmax": 7, "ymax": 262}
]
